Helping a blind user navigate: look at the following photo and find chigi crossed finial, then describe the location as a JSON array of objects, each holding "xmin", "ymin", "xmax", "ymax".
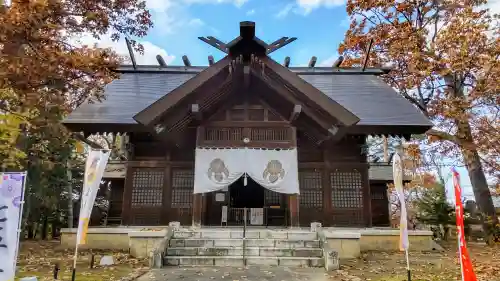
[{"xmin": 198, "ymin": 21, "xmax": 297, "ymax": 60}]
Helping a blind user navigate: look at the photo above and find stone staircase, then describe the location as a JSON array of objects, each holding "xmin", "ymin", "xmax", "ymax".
[{"xmin": 164, "ymin": 228, "xmax": 324, "ymax": 267}]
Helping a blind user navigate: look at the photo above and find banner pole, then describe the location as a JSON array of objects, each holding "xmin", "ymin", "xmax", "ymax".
[
  {"xmin": 12, "ymin": 172, "xmax": 28, "ymax": 278},
  {"xmin": 72, "ymin": 244, "xmax": 78, "ymax": 281},
  {"xmin": 405, "ymin": 249, "xmax": 411, "ymax": 281}
]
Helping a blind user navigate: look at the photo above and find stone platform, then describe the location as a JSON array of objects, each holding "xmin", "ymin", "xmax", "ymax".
[
  {"xmin": 164, "ymin": 228, "xmax": 324, "ymax": 267},
  {"xmin": 59, "ymin": 226, "xmax": 434, "ymax": 264}
]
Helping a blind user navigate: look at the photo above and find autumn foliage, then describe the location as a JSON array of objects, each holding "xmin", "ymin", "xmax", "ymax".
[
  {"xmin": 0, "ymin": 0, "xmax": 153, "ymax": 168},
  {"xmin": 340, "ymin": 0, "xmax": 499, "ymax": 239}
]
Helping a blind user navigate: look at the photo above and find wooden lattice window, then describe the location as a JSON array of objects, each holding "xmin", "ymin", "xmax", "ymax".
[
  {"xmin": 171, "ymin": 169, "xmax": 194, "ymax": 208},
  {"xmin": 205, "ymin": 127, "xmax": 243, "ymax": 141},
  {"xmin": 299, "ymin": 170, "xmax": 323, "ymax": 209},
  {"xmin": 130, "ymin": 169, "xmax": 164, "ymax": 207},
  {"xmin": 330, "ymin": 170, "xmax": 363, "ymax": 208},
  {"xmin": 265, "ymin": 189, "xmax": 281, "ymax": 206},
  {"xmin": 250, "ymin": 127, "xmax": 290, "ymax": 141}
]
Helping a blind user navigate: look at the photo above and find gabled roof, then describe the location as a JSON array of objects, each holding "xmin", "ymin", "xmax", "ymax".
[
  {"xmin": 63, "ymin": 65, "xmax": 432, "ymax": 132},
  {"xmin": 133, "ymin": 56, "xmax": 232, "ymax": 126}
]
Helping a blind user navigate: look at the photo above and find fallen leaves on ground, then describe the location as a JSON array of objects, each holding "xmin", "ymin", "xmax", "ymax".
[
  {"xmin": 329, "ymin": 241, "xmax": 500, "ymax": 281},
  {"xmin": 16, "ymin": 240, "xmax": 149, "ymax": 281}
]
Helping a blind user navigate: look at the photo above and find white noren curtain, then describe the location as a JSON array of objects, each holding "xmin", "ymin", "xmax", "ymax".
[
  {"xmin": 194, "ymin": 148, "xmax": 299, "ymax": 195},
  {"xmin": 194, "ymin": 148, "xmax": 245, "ymax": 194},
  {"xmin": 245, "ymin": 148, "xmax": 299, "ymax": 194}
]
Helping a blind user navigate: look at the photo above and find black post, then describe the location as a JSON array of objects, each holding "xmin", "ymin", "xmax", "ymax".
[
  {"xmin": 243, "ymin": 207, "xmax": 247, "ymax": 266},
  {"xmin": 53, "ymin": 263, "xmax": 60, "ymax": 279},
  {"xmin": 71, "ymin": 268, "xmax": 76, "ymax": 281},
  {"xmin": 407, "ymin": 269, "xmax": 412, "ymax": 281},
  {"xmin": 90, "ymin": 254, "xmax": 95, "ymax": 269}
]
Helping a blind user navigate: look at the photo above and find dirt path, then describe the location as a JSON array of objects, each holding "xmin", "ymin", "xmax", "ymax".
[{"xmin": 137, "ymin": 266, "xmax": 332, "ymax": 281}]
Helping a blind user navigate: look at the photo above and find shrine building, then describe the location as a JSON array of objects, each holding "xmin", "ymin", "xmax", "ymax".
[{"xmin": 63, "ymin": 21, "xmax": 432, "ymax": 229}]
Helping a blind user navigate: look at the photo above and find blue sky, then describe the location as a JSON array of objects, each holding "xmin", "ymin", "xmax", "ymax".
[
  {"xmin": 81, "ymin": 0, "xmax": 493, "ymax": 201},
  {"xmin": 82, "ymin": 0, "xmax": 351, "ymax": 67}
]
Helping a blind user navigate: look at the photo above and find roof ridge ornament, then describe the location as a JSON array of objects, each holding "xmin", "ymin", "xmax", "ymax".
[{"xmin": 198, "ymin": 21, "xmax": 297, "ymax": 60}]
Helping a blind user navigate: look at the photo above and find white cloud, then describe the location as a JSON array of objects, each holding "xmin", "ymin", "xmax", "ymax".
[
  {"xmin": 182, "ymin": 0, "xmax": 248, "ymax": 8},
  {"xmin": 276, "ymin": 3, "xmax": 295, "ymax": 18},
  {"xmin": 188, "ymin": 18, "xmax": 205, "ymax": 26},
  {"xmin": 296, "ymin": 0, "xmax": 345, "ymax": 14},
  {"xmin": 72, "ymin": 34, "xmax": 175, "ymax": 65},
  {"xmin": 276, "ymin": 0, "xmax": 345, "ymax": 18},
  {"xmin": 246, "ymin": 9, "xmax": 256, "ymax": 15}
]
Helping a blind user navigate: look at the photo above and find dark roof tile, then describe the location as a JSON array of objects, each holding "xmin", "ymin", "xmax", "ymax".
[
  {"xmin": 298, "ymin": 74, "xmax": 430, "ymax": 126},
  {"xmin": 64, "ymin": 69, "xmax": 432, "ymax": 128},
  {"xmin": 64, "ymin": 72, "xmax": 196, "ymax": 124}
]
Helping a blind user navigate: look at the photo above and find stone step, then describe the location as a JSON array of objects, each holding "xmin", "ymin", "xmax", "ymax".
[
  {"xmin": 172, "ymin": 230, "xmax": 317, "ymax": 240},
  {"xmin": 166, "ymin": 247, "xmax": 323, "ymax": 257},
  {"xmin": 169, "ymin": 238, "xmax": 321, "ymax": 248},
  {"xmin": 164, "ymin": 256, "xmax": 325, "ymax": 267}
]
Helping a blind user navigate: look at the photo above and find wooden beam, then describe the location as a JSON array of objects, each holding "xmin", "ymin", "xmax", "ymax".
[
  {"xmin": 260, "ymin": 57, "xmax": 360, "ymax": 126},
  {"xmin": 332, "ymin": 56, "xmax": 344, "ymax": 67},
  {"xmin": 125, "ymin": 37, "xmax": 137, "ymax": 70},
  {"xmin": 266, "ymin": 37, "xmax": 297, "ymax": 54},
  {"xmin": 208, "ymin": 55, "xmax": 215, "ymax": 66},
  {"xmin": 156, "ymin": 55, "xmax": 167, "ymax": 67},
  {"xmin": 289, "ymin": 104, "xmax": 301, "ymax": 122},
  {"xmin": 134, "ymin": 56, "xmax": 231, "ymax": 126},
  {"xmin": 251, "ymin": 68, "xmax": 336, "ymax": 132},
  {"xmin": 182, "ymin": 55, "xmax": 191, "ymax": 67},
  {"xmin": 362, "ymin": 38, "xmax": 374, "ymax": 71},
  {"xmin": 308, "ymin": 56, "xmax": 317, "ymax": 68},
  {"xmin": 190, "ymin": 104, "xmax": 201, "ymax": 121},
  {"xmin": 283, "ymin": 56, "xmax": 290, "ymax": 68},
  {"xmin": 198, "ymin": 36, "xmax": 228, "ymax": 53}
]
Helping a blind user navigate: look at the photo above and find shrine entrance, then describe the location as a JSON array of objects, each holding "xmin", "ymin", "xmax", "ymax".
[
  {"xmin": 223, "ymin": 176, "xmax": 288, "ymax": 227},
  {"xmin": 229, "ymin": 176, "xmax": 264, "ymax": 208}
]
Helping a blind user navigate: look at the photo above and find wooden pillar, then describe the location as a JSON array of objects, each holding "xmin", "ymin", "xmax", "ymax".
[
  {"xmin": 162, "ymin": 152, "xmax": 172, "ymax": 224},
  {"xmin": 362, "ymin": 164, "xmax": 372, "ymax": 227},
  {"xmin": 323, "ymin": 150, "xmax": 332, "ymax": 227},
  {"xmin": 192, "ymin": 193, "xmax": 203, "ymax": 228},
  {"xmin": 288, "ymin": 194, "xmax": 299, "ymax": 227},
  {"xmin": 121, "ymin": 164, "xmax": 134, "ymax": 225}
]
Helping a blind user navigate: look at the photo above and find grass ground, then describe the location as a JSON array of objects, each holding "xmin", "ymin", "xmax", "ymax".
[
  {"xmin": 15, "ymin": 241, "xmax": 148, "ymax": 281},
  {"xmin": 14, "ymin": 240, "xmax": 500, "ymax": 281},
  {"xmin": 330, "ymin": 241, "xmax": 500, "ymax": 281}
]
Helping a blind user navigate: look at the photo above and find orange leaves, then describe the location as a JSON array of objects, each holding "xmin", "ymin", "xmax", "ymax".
[
  {"xmin": 0, "ymin": 0, "xmax": 152, "ymax": 167},
  {"xmin": 341, "ymin": 0, "xmax": 499, "ymax": 183}
]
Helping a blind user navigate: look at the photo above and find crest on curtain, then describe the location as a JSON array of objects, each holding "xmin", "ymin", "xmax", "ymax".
[
  {"xmin": 207, "ymin": 158, "xmax": 229, "ymax": 182},
  {"xmin": 262, "ymin": 160, "xmax": 285, "ymax": 183}
]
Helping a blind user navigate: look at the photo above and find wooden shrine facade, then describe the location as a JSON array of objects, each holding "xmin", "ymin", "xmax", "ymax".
[
  {"xmin": 119, "ymin": 96, "xmax": 372, "ymax": 227},
  {"xmin": 64, "ymin": 21, "xmax": 432, "ymax": 228}
]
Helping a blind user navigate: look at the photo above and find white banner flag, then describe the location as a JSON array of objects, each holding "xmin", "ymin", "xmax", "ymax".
[
  {"xmin": 0, "ymin": 172, "xmax": 27, "ymax": 281},
  {"xmin": 76, "ymin": 150, "xmax": 110, "ymax": 245},
  {"xmin": 393, "ymin": 152, "xmax": 409, "ymax": 251}
]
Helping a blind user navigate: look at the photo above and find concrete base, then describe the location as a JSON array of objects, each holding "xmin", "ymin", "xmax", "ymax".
[{"xmin": 59, "ymin": 226, "xmax": 434, "ymax": 261}]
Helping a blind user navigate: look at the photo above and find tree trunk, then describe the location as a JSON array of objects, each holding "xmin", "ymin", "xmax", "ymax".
[
  {"xmin": 67, "ymin": 166, "xmax": 73, "ymax": 228},
  {"xmin": 457, "ymin": 122, "xmax": 499, "ymax": 244},
  {"xmin": 41, "ymin": 215, "xmax": 48, "ymax": 240}
]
